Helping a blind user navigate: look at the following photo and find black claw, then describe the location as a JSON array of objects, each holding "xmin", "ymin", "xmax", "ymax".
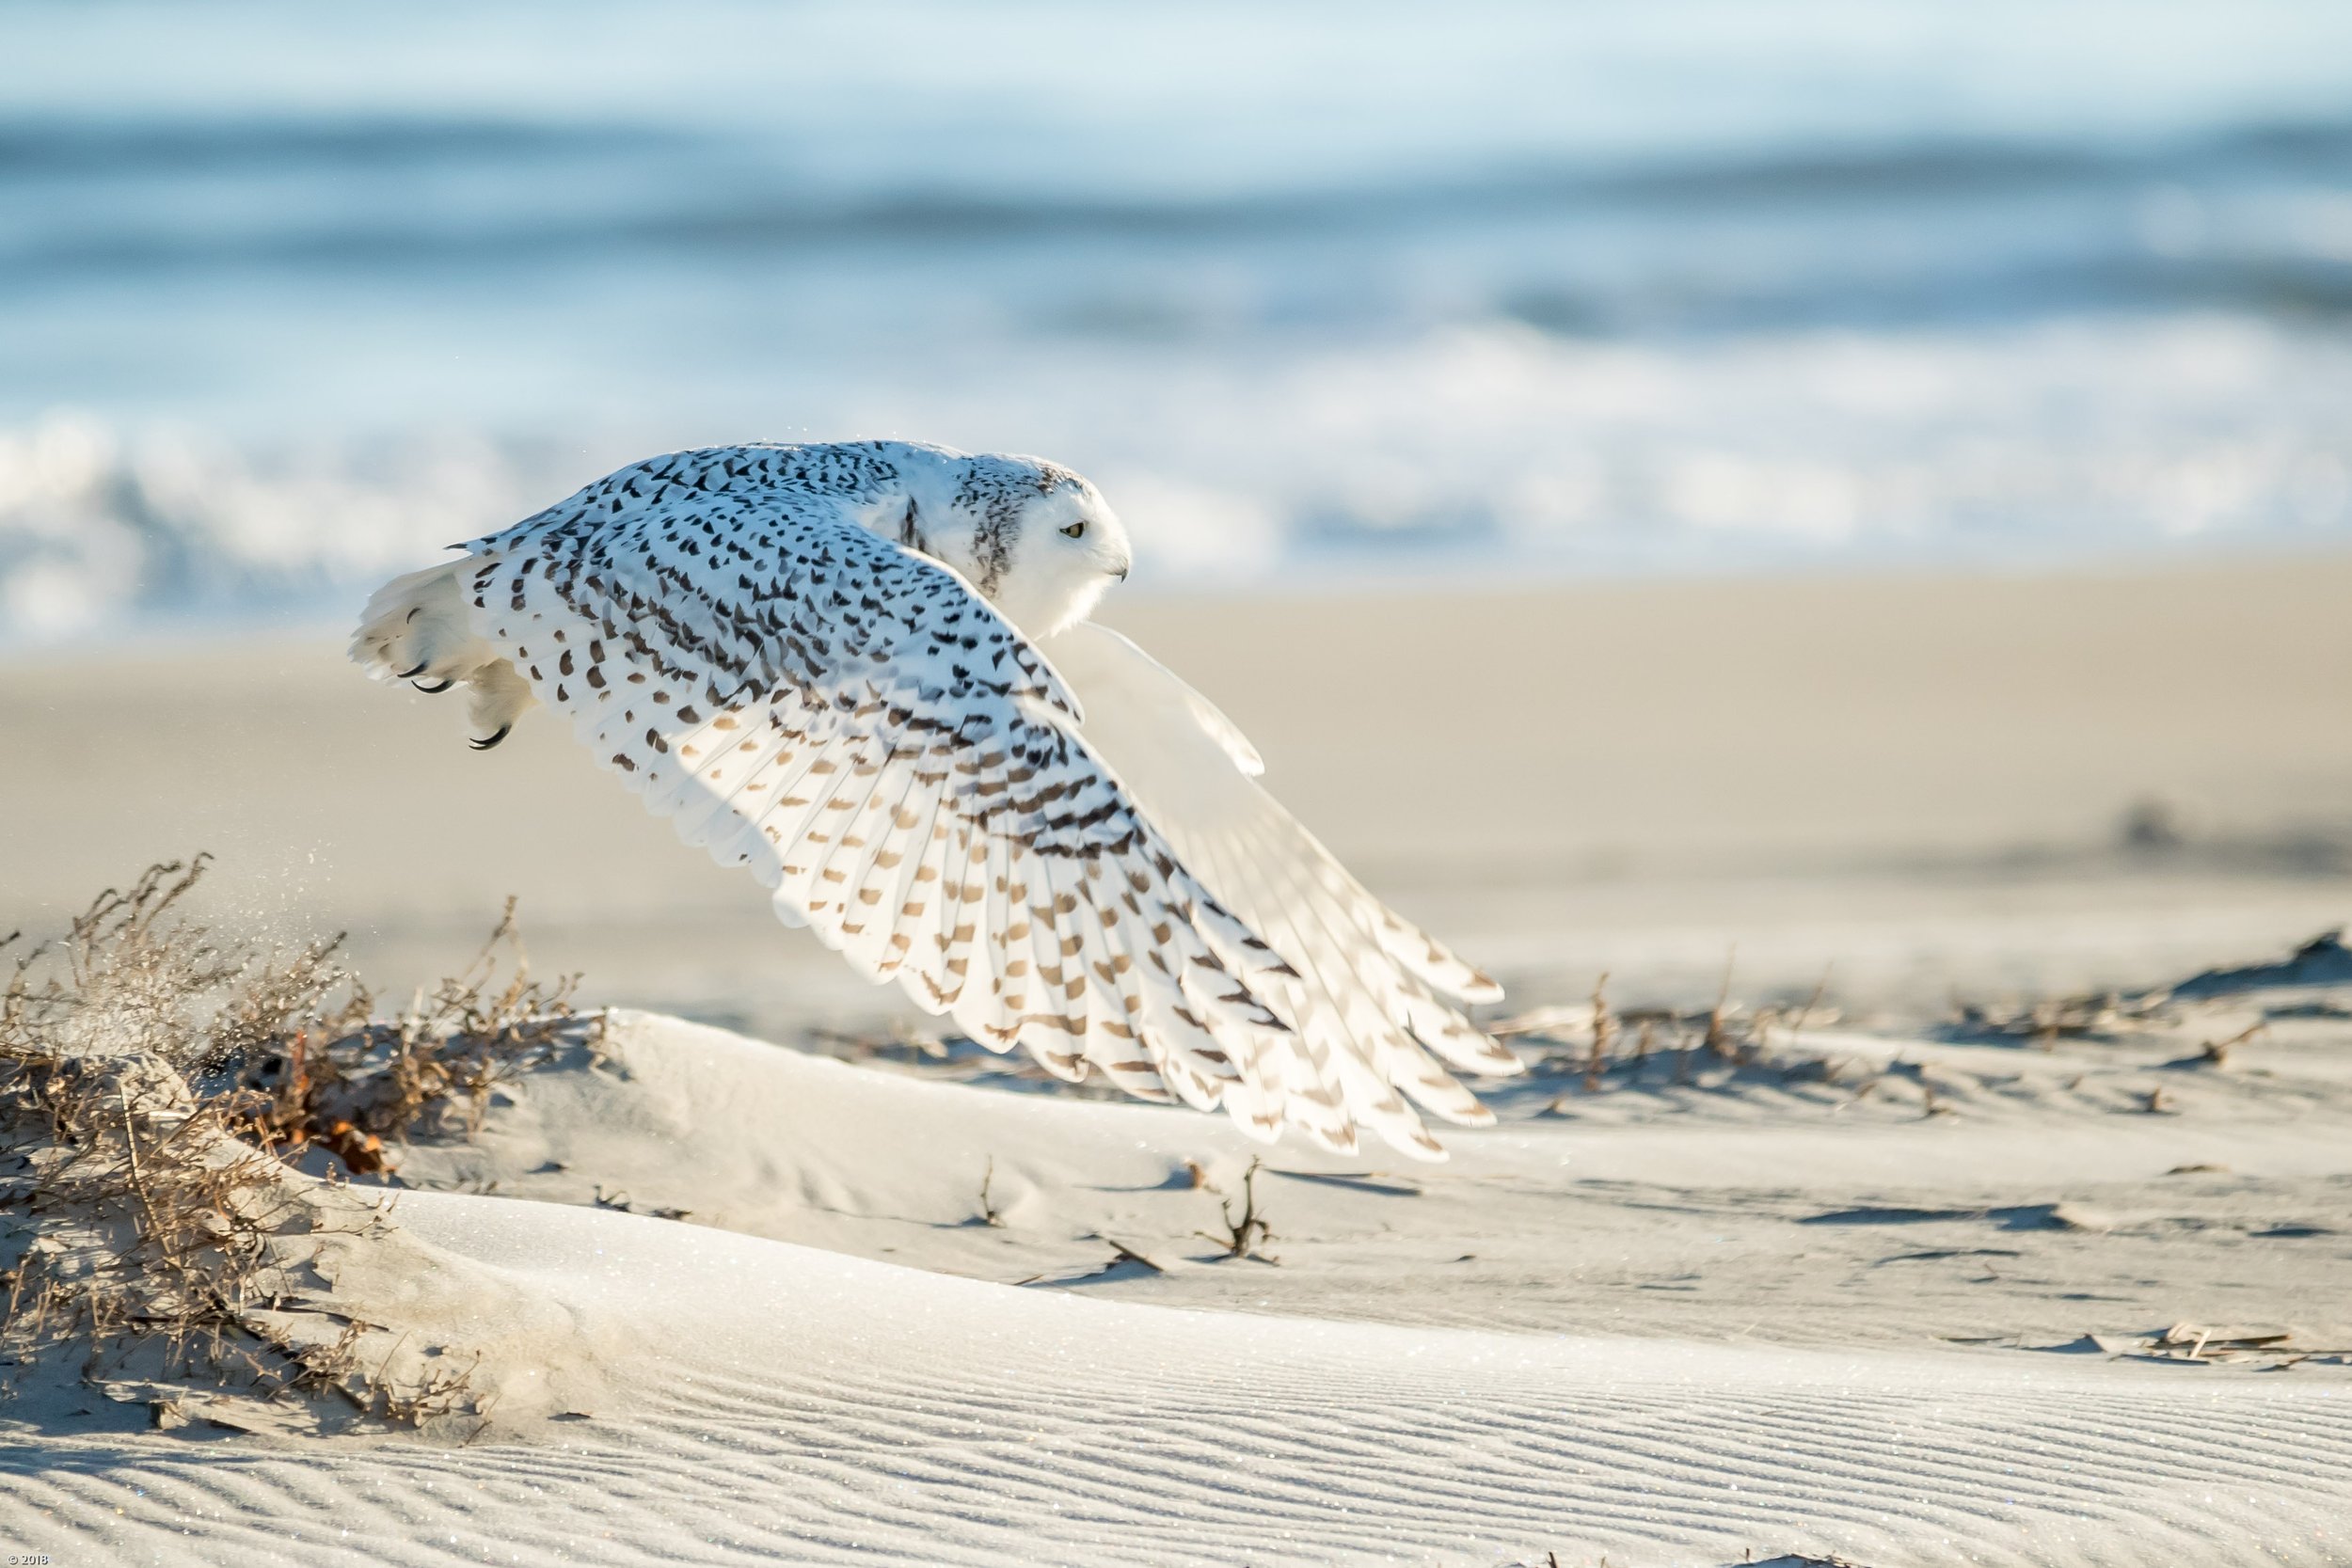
[
  {"xmin": 394, "ymin": 661, "xmax": 429, "ymax": 679},
  {"xmin": 469, "ymin": 724, "xmax": 513, "ymax": 752},
  {"xmin": 411, "ymin": 677, "xmax": 454, "ymax": 694}
]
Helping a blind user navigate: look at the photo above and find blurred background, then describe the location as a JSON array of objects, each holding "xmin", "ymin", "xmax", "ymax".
[
  {"xmin": 4, "ymin": 0, "xmax": 2351, "ymax": 1037},
  {"xmin": 7, "ymin": 0, "xmax": 2352, "ymax": 642}
]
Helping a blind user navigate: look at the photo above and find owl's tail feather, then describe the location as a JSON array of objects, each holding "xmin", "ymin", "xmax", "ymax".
[{"xmin": 350, "ymin": 556, "xmax": 536, "ymax": 750}]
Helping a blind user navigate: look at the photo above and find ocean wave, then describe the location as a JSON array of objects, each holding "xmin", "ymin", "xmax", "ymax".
[
  {"xmin": 5, "ymin": 111, "xmax": 2347, "ymax": 302},
  {"xmin": 0, "ymin": 117, "xmax": 686, "ymax": 180},
  {"xmin": 0, "ymin": 420, "xmax": 551, "ymax": 642},
  {"xmin": 7, "ymin": 316, "xmax": 2348, "ymax": 647},
  {"xmin": 7, "ymin": 103, "xmax": 2347, "ymax": 197}
]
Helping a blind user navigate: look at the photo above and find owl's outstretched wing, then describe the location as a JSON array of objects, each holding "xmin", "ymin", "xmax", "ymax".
[
  {"xmin": 386, "ymin": 486, "xmax": 1327, "ymax": 1138},
  {"xmin": 1036, "ymin": 622, "xmax": 1519, "ymax": 1158}
]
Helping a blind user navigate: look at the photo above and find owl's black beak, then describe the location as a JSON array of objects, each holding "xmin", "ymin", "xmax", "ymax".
[{"xmin": 1112, "ymin": 561, "xmax": 1131, "ymax": 581}]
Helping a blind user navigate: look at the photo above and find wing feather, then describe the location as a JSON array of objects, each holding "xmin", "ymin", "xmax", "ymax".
[
  {"xmin": 921, "ymin": 818, "xmax": 980, "ymax": 1012},
  {"xmin": 1036, "ymin": 622, "xmax": 1521, "ymax": 1157},
  {"xmin": 452, "ymin": 453, "xmax": 1306, "ymax": 1139},
  {"xmin": 426, "ymin": 445, "xmax": 1507, "ymax": 1157},
  {"xmin": 841, "ymin": 764, "xmax": 935, "ymax": 976},
  {"xmin": 1009, "ymin": 844, "xmax": 1087, "ymax": 1081},
  {"xmin": 956, "ymin": 822, "xmax": 1019, "ymax": 1043}
]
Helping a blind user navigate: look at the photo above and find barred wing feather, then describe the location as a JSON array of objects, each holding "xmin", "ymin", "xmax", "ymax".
[
  {"xmin": 1036, "ymin": 623, "xmax": 1519, "ymax": 1158},
  {"xmin": 454, "ymin": 492, "xmax": 1304, "ymax": 1139}
]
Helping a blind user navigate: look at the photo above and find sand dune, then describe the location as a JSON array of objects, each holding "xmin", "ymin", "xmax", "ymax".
[
  {"xmin": 4, "ymin": 562, "xmax": 2349, "ymax": 1564},
  {"xmin": 7, "ymin": 1006, "xmax": 2349, "ymax": 1567},
  {"xmin": 387, "ymin": 1009, "xmax": 2352, "ymax": 1352},
  {"xmin": 13, "ymin": 1185, "xmax": 2346, "ymax": 1568},
  {"xmin": 59, "ymin": 1191, "xmax": 2352, "ymax": 1568}
]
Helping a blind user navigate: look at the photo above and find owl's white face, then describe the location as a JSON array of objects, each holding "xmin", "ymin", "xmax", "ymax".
[
  {"xmin": 868, "ymin": 444, "xmax": 1133, "ymax": 637},
  {"xmin": 991, "ymin": 478, "xmax": 1132, "ymax": 637}
]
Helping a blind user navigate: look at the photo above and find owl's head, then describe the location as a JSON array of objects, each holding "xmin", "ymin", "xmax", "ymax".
[{"xmin": 898, "ymin": 448, "xmax": 1132, "ymax": 637}]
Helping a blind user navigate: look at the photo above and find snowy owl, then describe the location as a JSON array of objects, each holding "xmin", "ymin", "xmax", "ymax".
[{"xmin": 352, "ymin": 441, "xmax": 1518, "ymax": 1156}]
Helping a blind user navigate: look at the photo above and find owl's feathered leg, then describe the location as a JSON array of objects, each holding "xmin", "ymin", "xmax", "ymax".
[{"xmin": 348, "ymin": 557, "xmax": 537, "ymax": 750}]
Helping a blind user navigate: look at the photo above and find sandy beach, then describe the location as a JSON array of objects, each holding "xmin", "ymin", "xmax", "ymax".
[
  {"xmin": 4, "ymin": 557, "xmax": 2351, "ymax": 1566},
  {"xmin": 6, "ymin": 554, "xmax": 2351, "ymax": 1026}
]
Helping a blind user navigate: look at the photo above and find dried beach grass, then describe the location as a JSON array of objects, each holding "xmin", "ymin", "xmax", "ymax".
[
  {"xmin": 1944, "ymin": 927, "xmax": 2352, "ymax": 1047},
  {"xmin": 1504, "ymin": 964, "xmax": 1846, "ymax": 1104},
  {"xmin": 215, "ymin": 895, "xmax": 597, "ymax": 1175},
  {"xmin": 0, "ymin": 857, "xmax": 595, "ymax": 1436}
]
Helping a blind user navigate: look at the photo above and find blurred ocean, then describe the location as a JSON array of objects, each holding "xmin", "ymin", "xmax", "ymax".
[{"xmin": 6, "ymin": 0, "xmax": 2352, "ymax": 642}]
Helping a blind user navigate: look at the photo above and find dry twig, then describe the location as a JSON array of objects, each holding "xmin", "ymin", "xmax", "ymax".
[
  {"xmin": 1194, "ymin": 1156, "xmax": 1279, "ymax": 1263},
  {"xmin": 977, "ymin": 1157, "xmax": 1007, "ymax": 1228}
]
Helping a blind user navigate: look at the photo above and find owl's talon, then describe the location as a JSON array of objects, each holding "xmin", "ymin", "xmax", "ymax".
[
  {"xmin": 469, "ymin": 724, "xmax": 513, "ymax": 752},
  {"xmin": 394, "ymin": 660, "xmax": 429, "ymax": 679},
  {"xmin": 411, "ymin": 677, "xmax": 454, "ymax": 693}
]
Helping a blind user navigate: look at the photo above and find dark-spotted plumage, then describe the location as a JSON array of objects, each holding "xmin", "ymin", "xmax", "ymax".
[
  {"xmin": 461, "ymin": 441, "xmax": 1300, "ymax": 1128},
  {"xmin": 354, "ymin": 439, "xmax": 1516, "ymax": 1157}
]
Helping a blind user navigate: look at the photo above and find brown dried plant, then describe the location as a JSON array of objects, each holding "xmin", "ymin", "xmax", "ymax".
[
  {"xmin": 217, "ymin": 895, "xmax": 597, "ymax": 1175},
  {"xmin": 0, "ymin": 857, "xmax": 593, "ymax": 1435},
  {"xmin": 1581, "ymin": 974, "xmax": 1615, "ymax": 1094},
  {"xmin": 1195, "ymin": 1156, "xmax": 1279, "ymax": 1263},
  {"xmin": 976, "ymin": 1156, "xmax": 1007, "ymax": 1227},
  {"xmin": 1501, "ymin": 962, "xmax": 1844, "ymax": 1103}
]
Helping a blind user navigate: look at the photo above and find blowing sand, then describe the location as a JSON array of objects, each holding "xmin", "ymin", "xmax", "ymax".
[{"xmin": 3, "ymin": 557, "xmax": 2351, "ymax": 1566}]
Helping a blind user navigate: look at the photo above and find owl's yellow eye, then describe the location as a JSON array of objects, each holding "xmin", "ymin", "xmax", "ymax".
[{"xmin": 1060, "ymin": 521, "xmax": 1086, "ymax": 538}]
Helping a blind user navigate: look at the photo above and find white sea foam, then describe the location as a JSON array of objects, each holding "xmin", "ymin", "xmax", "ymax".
[
  {"xmin": 6, "ymin": 315, "xmax": 2348, "ymax": 644},
  {"xmin": 6, "ymin": 0, "xmax": 2351, "ymax": 642}
]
